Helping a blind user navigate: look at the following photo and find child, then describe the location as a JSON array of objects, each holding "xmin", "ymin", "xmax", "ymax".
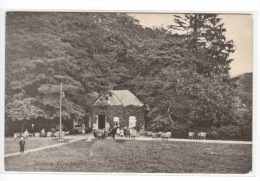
[{"xmin": 19, "ymin": 137, "xmax": 26, "ymax": 153}]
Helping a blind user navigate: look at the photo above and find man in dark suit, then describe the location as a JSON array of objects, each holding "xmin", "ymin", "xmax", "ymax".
[
  {"xmin": 19, "ymin": 137, "xmax": 26, "ymax": 153},
  {"xmin": 111, "ymin": 126, "xmax": 117, "ymax": 139}
]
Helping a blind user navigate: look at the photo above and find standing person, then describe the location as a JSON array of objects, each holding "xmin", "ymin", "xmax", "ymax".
[
  {"xmin": 24, "ymin": 129, "xmax": 29, "ymax": 138},
  {"xmin": 130, "ymin": 128, "xmax": 133, "ymax": 138},
  {"xmin": 41, "ymin": 128, "xmax": 46, "ymax": 137},
  {"xmin": 111, "ymin": 126, "xmax": 117, "ymax": 139},
  {"xmin": 124, "ymin": 127, "xmax": 130, "ymax": 138},
  {"xmin": 124, "ymin": 127, "xmax": 127, "ymax": 135},
  {"xmin": 51, "ymin": 127, "xmax": 56, "ymax": 137},
  {"xmin": 81, "ymin": 123, "xmax": 86, "ymax": 134},
  {"xmin": 19, "ymin": 137, "xmax": 26, "ymax": 153}
]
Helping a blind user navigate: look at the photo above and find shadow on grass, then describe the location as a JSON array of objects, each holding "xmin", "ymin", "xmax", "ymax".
[{"xmin": 114, "ymin": 139, "xmax": 127, "ymax": 143}]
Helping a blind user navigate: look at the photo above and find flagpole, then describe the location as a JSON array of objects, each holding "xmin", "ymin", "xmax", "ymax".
[{"xmin": 59, "ymin": 82, "xmax": 62, "ymax": 141}]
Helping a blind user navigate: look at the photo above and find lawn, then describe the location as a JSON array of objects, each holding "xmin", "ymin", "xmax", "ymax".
[
  {"xmin": 5, "ymin": 138, "xmax": 60, "ymax": 155},
  {"xmin": 5, "ymin": 139, "xmax": 252, "ymax": 173}
]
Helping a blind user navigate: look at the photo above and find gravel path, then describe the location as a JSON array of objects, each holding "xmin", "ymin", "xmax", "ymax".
[{"xmin": 5, "ymin": 134, "xmax": 252, "ymax": 158}]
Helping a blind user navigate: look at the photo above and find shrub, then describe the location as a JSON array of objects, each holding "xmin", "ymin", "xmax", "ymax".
[{"xmin": 207, "ymin": 125, "xmax": 246, "ymax": 140}]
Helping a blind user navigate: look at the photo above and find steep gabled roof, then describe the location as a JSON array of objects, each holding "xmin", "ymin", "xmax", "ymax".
[{"xmin": 94, "ymin": 90, "xmax": 143, "ymax": 107}]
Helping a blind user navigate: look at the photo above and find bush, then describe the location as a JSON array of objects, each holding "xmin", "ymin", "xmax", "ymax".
[
  {"xmin": 148, "ymin": 115, "xmax": 192, "ymax": 138},
  {"xmin": 170, "ymin": 123, "xmax": 191, "ymax": 138},
  {"xmin": 207, "ymin": 125, "xmax": 249, "ymax": 141},
  {"xmin": 147, "ymin": 113, "xmax": 252, "ymax": 141}
]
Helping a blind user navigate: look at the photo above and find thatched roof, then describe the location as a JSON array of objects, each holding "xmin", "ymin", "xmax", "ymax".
[{"xmin": 94, "ymin": 90, "xmax": 143, "ymax": 107}]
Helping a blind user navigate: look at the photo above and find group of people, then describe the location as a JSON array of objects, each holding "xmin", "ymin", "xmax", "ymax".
[
  {"xmin": 109, "ymin": 126, "xmax": 136, "ymax": 139},
  {"xmin": 13, "ymin": 129, "xmax": 30, "ymax": 139},
  {"xmin": 15, "ymin": 127, "xmax": 65, "ymax": 140}
]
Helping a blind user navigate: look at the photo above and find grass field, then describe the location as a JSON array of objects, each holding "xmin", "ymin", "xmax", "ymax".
[
  {"xmin": 5, "ymin": 139, "xmax": 252, "ymax": 173},
  {"xmin": 5, "ymin": 138, "xmax": 60, "ymax": 155}
]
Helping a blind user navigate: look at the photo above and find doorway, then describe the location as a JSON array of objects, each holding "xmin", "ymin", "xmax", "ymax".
[{"xmin": 98, "ymin": 115, "xmax": 105, "ymax": 129}]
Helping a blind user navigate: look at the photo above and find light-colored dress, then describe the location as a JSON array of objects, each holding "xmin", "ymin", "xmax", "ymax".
[
  {"xmin": 24, "ymin": 130, "xmax": 29, "ymax": 138},
  {"xmin": 116, "ymin": 128, "xmax": 120, "ymax": 134}
]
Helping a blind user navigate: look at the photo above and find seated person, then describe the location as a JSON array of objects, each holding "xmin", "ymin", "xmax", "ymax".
[{"xmin": 120, "ymin": 128, "xmax": 124, "ymax": 137}]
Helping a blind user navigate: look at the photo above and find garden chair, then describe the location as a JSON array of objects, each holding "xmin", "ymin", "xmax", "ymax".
[
  {"xmin": 188, "ymin": 132, "xmax": 195, "ymax": 139},
  {"xmin": 106, "ymin": 130, "xmax": 113, "ymax": 139},
  {"xmin": 14, "ymin": 133, "xmax": 21, "ymax": 139},
  {"xmin": 46, "ymin": 132, "xmax": 52, "ymax": 138},
  {"xmin": 120, "ymin": 129, "xmax": 124, "ymax": 137},
  {"xmin": 94, "ymin": 129, "xmax": 104, "ymax": 139},
  {"xmin": 130, "ymin": 131, "xmax": 138, "ymax": 140},
  {"xmin": 96, "ymin": 131, "xmax": 103, "ymax": 139},
  {"xmin": 160, "ymin": 133, "xmax": 166, "ymax": 140},
  {"xmin": 161, "ymin": 132, "xmax": 172, "ymax": 141},
  {"xmin": 158, "ymin": 131, "xmax": 163, "ymax": 138},
  {"xmin": 152, "ymin": 133, "xmax": 160, "ymax": 139},
  {"xmin": 147, "ymin": 132, "xmax": 152, "ymax": 137},
  {"xmin": 151, "ymin": 133, "xmax": 157, "ymax": 138},
  {"xmin": 34, "ymin": 132, "xmax": 40, "ymax": 138},
  {"xmin": 198, "ymin": 132, "xmax": 207, "ymax": 140},
  {"xmin": 139, "ymin": 130, "xmax": 147, "ymax": 137}
]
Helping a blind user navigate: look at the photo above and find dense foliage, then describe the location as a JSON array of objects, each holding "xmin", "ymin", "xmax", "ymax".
[{"xmin": 5, "ymin": 12, "xmax": 252, "ymax": 140}]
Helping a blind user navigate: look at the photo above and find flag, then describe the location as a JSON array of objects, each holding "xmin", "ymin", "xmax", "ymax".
[{"xmin": 62, "ymin": 91, "xmax": 65, "ymax": 98}]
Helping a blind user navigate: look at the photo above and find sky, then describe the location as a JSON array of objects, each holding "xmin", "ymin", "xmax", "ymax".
[{"xmin": 130, "ymin": 14, "xmax": 253, "ymax": 77}]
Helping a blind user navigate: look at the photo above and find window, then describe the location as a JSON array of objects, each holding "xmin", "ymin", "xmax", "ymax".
[
  {"xmin": 74, "ymin": 119, "xmax": 81, "ymax": 128},
  {"xmin": 93, "ymin": 123, "xmax": 98, "ymax": 129},
  {"xmin": 113, "ymin": 117, "xmax": 119, "ymax": 127},
  {"xmin": 129, "ymin": 116, "xmax": 136, "ymax": 128}
]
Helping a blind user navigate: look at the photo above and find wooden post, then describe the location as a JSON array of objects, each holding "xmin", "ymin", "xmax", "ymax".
[{"xmin": 59, "ymin": 82, "xmax": 62, "ymax": 141}]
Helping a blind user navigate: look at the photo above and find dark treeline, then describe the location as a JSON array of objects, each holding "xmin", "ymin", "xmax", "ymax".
[{"xmin": 5, "ymin": 12, "xmax": 252, "ymax": 140}]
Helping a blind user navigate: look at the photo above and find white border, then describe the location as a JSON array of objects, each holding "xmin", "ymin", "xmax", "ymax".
[{"xmin": 0, "ymin": 0, "xmax": 259, "ymax": 181}]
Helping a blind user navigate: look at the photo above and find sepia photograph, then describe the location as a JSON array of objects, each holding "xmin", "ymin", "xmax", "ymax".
[{"xmin": 3, "ymin": 12, "xmax": 253, "ymax": 174}]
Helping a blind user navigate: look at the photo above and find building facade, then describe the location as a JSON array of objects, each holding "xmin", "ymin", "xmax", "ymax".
[{"xmin": 90, "ymin": 90, "xmax": 145, "ymax": 131}]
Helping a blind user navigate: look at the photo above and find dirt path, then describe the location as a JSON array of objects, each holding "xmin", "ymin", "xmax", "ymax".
[{"xmin": 4, "ymin": 136, "xmax": 87, "ymax": 158}]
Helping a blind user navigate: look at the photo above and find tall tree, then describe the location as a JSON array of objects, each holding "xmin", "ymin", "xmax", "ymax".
[
  {"xmin": 5, "ymin": 12, "xmax": 251, "ymax": 140},
  {"xmin": 169, "ymin": 14, "xmax": 235, "ymax": 76}
]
